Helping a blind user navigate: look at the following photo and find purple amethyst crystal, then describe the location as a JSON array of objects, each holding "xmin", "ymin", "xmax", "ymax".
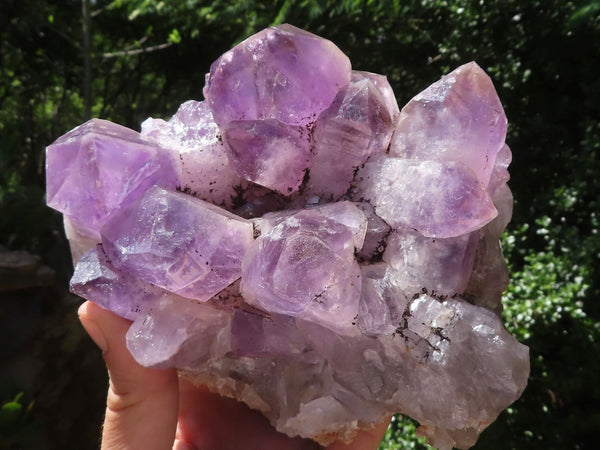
[
  {"xmin": 382, "ymin": 227, "xmax": 479, "ymax": 296},
  {"xmin": 222, "ymin": 119, "xmax": 313, "ymax": 194},
  {"xmin": 357, "ymin": 156, "xmax": 498, "ymax": 238},
  {"xmin": 46, "ymin": 24, "xmax": 529, "ymax": 450},
  {"xmin": 389, "ymin": 61, "xmax": 507, "ymax": 186},
  {"xmin": 305, "ymin": 71, "xmax": 399, "ymax": 199},
  {"xmin": 46, "ymin": 119, "xmax": 179, "ymax": 240},
  {"xmin": 203, "ymin": 24, "xmax": 350, "ymax": 128},
  {"xmin": 141, "ymin": 100, "xmax": 247, "ymax": 207},
  {"xmin": 241, "ymin": 207, "xmax": 362, "ymax": 332},
  {"xmin": 101, "ymin": 186, "xmax": 254, "ymax": 302},
  {"xmin": 70, "ymin": 244, "xmax": 164, "ymax": 320},
  {"xmin": 127, "ymin": 293, "xmax": 232, "ymax": 369},
  {"xmin": 203, "ymin": 24, "xmax": 351, "ymax": 195}
]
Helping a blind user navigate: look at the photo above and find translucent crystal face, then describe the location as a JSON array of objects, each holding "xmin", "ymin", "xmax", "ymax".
[
  {"xmin": 389, "ymin": 61, "xmax": 508, "ymax": 187},
  {"xmin": 100, "ymin": 186, "xmax": 254, "ymax": 302},
  {"xmin": 70, "ymin": 244, "xmax": 164, "ymax": 320},
  {"xmin": 46, "ymin": 119, "xmax": 179, "ymax": 240},
  {"xmin": 46, "ymin": 24, "xmax": 529, "ymax": 450},
  {"xmin": 241, "ymin": 208, "xmax": 362, "ymax": 332},
  {"xmin": 223, "ymin": 119, "xmax": 314, "ymax": 194},
  {"xmin": 203, "ymin": 24, "xmax": 351, "ymax": 127},
  {"xmin": 357, "ymin": 157, "xmax": 498, "ymax": 238},
  {"xmin": 141, "ymin": 100, "xmax": 247, "ymax": 207},
  {"xmin": 305, "ymin": 71, "xmax": 399, "ymax": 199}
]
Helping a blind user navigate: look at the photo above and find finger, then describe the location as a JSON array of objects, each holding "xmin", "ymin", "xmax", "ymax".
[
  {"xmin": 326, "ymin": 416, "xmax": 391, "ymax": 450},
  {"xmin": 79, "ymin": 301, "xmax": 179, "ymax": 450}
]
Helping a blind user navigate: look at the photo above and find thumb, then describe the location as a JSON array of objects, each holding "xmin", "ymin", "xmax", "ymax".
[{"xmin": 79, "ymin": 301, "xmax": 179, "ymax": 450}]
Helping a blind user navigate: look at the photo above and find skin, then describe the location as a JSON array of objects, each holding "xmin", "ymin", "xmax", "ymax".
[{"xmin": 78, "ymin": 301, "xmax": 390, "ymax": 450}]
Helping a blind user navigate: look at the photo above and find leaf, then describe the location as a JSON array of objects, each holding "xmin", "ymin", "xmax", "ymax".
[
  {"xmin": 569, "ymin": 0, "xmax": 600, "ymax": 26},
  {"xmin": 270, "ymin": 0, "xmax": 293, "ymax": 26},
  {"xmin": 168, "ymin": 28, "xmax": 181, "ymax": 44}
]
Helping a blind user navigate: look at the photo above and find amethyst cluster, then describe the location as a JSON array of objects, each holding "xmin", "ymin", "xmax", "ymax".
[{"xmin": 46, "ymin": 24, "xmax": 529, "ymax": 449}]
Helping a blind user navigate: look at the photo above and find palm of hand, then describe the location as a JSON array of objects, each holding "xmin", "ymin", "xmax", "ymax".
[
  {"xmin": 79, "ymin": 301, "xmax": 389, "ymax": 450},
  {"xmin": 175, "ymin": 379, "xmax": 322, "ymax": 449}
]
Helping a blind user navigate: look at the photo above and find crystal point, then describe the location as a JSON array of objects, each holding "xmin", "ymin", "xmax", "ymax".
[
  {"xmin": 390, "ymin": 62, "xmax": 507, "ymax": 186},
  {"xmin": 306, "ymin": 71, "xmax": 398, "ymax": 199},
  {"xmin": 101, "ymin": 186, "xmax": 254, "ymax": 301},
  {"xmin": 46, "ymin": 119, "xmax": 178, "ymax": 239},
  {"xmin": 242, "ymin": 209, "xmax": 361, "ymax": 332},
  {"xmin": 70, "ymin": 244, "xmax": 163, "ymax": 320},
  {"xmin": 204, "ymin": 24, "xmax": 351, "ymax": 128},
  {"xmin": 141, "ymin": 100, "xmax": 247, "ymax": 207}
]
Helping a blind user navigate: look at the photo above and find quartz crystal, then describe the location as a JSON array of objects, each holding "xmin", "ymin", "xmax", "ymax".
[
  {"xmin": 46, "ymin": 24, "xmax": 529, "ymax": 450},
  {"xmin": 141, "ymin": 100, "xmax": 247, "ymax": 207},
  {"xmin": 203, "ymin": 24, "xmax": 351, "ymax": 127},
  {"xmin": 305, "ymin": 70, "xmax": 399, "ymax": 199},
  {"xmin": 203, "ymin": 23, "xmax": 351, "ymax": 195},
  {"xmin": 46, "ymin": 119, "xmax": 179, "ymax": 240},
  {"xmin": 389, "ymin": 61, "xmax": 507, "ymax": 187},
  {"xmin": 222, "ymin": 119, "xmax": 313, "ymax": 194},
  {"xmin": 70, "ymin": 244, "xmax": 164, "ymax": 320},
  {"xmin": 242, "ymin": 206, "xmax": 363, "ymax": 332},
  {"xmin": 101, "ymin": 186, "xmax": 254, "ymax": 302},
  {"xmin": 357, "ymin": 156, "xmax": 498, "ymax": 238}
]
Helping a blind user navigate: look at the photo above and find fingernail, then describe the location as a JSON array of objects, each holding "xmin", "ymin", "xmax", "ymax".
[{"xmin": 78, "ymin": 303, "xmax": 108, "ymax": 353}]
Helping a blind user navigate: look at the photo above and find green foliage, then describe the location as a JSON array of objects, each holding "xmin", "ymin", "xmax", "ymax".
[
  {"xmin": 477, "ymin": 219, "xmax": 600, "ymax": 448},
  {"xmin": 379, "ymin": 415, "xmax": 432, "ymax": 450},
  {"xmin": 570, "ymin": 0, "xmax": 600, "ymax": 25},
  {"xmin": 502, "ymin": 221, "xmax": 588, "ymax": 342},
  {"xmin": 0, "ymin": 393, "xmax": 33, "ymax": 429}
]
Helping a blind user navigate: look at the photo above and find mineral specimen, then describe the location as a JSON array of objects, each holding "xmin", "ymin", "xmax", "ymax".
[{"xmin": 46, "ymin": 23, "xmax": 530, "ymax": 449}]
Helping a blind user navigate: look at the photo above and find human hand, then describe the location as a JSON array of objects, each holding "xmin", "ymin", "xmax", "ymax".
[{"xmin": 78, "ymin": 301, "xmax": 390, "ymax": 450}]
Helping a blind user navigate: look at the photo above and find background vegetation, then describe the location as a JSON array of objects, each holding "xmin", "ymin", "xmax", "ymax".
[{"xmin": 1, "ymin": 1, "xmax": 598, "ymax": 448}]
